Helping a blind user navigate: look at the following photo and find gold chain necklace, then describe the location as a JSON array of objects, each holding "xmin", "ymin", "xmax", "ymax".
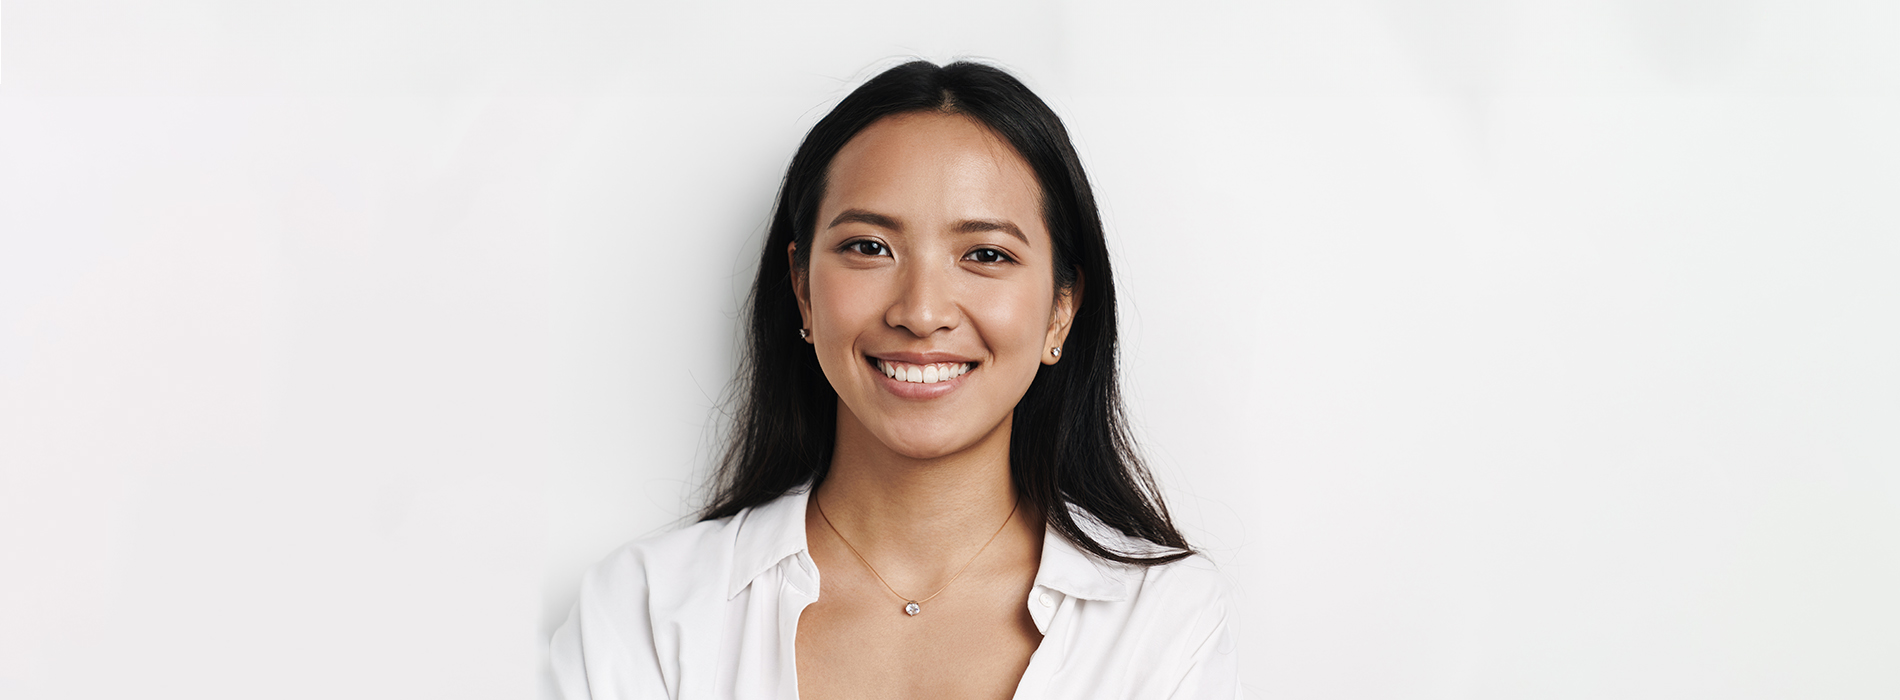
[{"xmin": 813, "ymin": 494, "xmax": 1020, "ymax": 617}]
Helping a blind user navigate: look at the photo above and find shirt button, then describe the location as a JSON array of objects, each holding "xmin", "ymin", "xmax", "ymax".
[{"xmin": 1038, "ymin": 592, "xmax": 1055, "ymax": 608}]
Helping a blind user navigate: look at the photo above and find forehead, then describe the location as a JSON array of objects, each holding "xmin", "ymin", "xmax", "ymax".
[{"xmin": 821, "ymin": 112, "xmax": 1045, "ymax": 234}]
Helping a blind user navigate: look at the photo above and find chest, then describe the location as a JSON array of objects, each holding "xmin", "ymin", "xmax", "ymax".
[{"xmin": 794, "ymin": 567, "xmax": 1042, "ymax": 700}]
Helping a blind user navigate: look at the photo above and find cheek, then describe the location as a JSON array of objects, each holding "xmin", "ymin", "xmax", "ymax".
[
  {"xmin": 808, "ymin": 266, "xmax": 876, "ymax": 332},
  {"xmin": 970, "ymin": 284, "xmax": 1054, "ymax": 354}
]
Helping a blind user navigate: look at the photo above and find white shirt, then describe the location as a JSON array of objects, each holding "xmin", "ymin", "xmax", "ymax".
[{"xmin": 548, "ymin": 485, "xmax": 1240, "ymax": 699}]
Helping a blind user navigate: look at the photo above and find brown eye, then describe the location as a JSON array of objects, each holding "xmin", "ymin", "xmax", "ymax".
[
  {"xmin": 965, "ymin": 248, "xmax": 1014, "ymax": 264},
  {"xmin": 845, "ymin": 240, "xmax": 889, "ymax": 256}
]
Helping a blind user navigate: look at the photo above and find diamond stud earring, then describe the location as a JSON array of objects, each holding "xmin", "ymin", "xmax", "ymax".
[{"xmin": 1051, "ymin": 347, "xmax": 1061, "ymax": 357}]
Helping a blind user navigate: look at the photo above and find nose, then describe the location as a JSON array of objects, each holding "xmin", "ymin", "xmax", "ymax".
[{"xmin": 883, "ymin": 260, "xmax": 959, "ymax": 337}]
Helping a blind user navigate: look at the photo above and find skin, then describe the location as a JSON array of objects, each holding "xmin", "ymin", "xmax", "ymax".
[{"xmin": 788, "ymin": 110, "xmax": 1079, "ymax": 699}]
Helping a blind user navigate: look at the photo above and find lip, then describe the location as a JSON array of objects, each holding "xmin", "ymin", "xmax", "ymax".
[
  {"xmin": 864, "ymin": 352, "xmax": 978, "ymax": 400},
  {"xmin": 867, "ymin": 350, "xmax": 978, "ymax": 365}
]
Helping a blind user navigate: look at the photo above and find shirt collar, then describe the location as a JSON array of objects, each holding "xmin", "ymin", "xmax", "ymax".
[
  {"xmin": 725, "ymin": 483, "xmax": 816, "ymax": 600},
  {"xmin": 1031, "ymin": 503, "xmax": 1149, "ymax": 602},
  {"xmin": 724, "ymin": 486, "xmax": 1149, "ymax": 603}
]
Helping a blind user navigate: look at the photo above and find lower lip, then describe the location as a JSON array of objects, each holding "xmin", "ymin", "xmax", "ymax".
[{"xmin": 869, "ymin": 359, "xmax": 972, "ymax": 400}]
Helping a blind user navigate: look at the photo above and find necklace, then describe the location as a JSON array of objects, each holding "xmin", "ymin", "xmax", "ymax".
[{"xmin": 813, "ymin": 494, "xmax": 1020, "ymax": 617}]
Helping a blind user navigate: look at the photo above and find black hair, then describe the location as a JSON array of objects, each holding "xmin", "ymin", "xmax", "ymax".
[{"xmin": 700, "ymin": 59, "xmax": 1191, "ymax": 566}]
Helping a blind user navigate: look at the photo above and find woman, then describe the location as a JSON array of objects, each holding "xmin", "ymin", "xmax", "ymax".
[{"xmin": 550, "ymin": 60, "xmax": 1238, "ymax": 699}]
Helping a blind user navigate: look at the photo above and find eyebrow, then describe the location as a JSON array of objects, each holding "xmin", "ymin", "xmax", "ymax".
[
  {"xmin": 955, "ymin": 218, "xmax": 1029, "ymax": 245},
  {"xmin": 827, "ymin": 208, "xmax": 1030, "ymax": 246},
  {"xmin": 826, "ymin": 209, "xmax": 901, "ymax": 232}
]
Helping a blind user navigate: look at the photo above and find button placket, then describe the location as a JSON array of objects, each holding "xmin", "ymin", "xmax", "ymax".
[{"xmin": 1026, "ymin": 586, "xmax": 1061, "ymax": 634}]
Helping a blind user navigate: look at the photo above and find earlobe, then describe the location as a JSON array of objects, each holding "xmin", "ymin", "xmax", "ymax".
[{"xmin": 1044, "ymin": 271, "xmax": 1084, "ymax": 365}]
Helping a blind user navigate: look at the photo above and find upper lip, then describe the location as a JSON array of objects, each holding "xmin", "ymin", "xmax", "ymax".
[{"xmin": 866, "ymin": 351, "xmax": 978, "ymax": 365}]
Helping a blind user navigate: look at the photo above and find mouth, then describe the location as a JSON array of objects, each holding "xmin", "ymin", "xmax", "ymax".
[{"xmin": 866, "ymin": 355, "xmax": 977, "ymax": 385}]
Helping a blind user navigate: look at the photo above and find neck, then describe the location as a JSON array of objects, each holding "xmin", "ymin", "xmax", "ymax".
[{"xmin": 811, "ymin": 398, "xmax": 1028, "ymax": 581}]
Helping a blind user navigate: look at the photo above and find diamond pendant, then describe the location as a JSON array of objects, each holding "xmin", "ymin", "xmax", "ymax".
[{"xmin": 904, "ymin": 601, "xmax": 921, "ymax": 616}]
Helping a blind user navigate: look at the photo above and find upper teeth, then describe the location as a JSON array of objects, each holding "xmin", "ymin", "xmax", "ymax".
[{"xmin": 878, "ymin": 359, "xmax": 970, "ymax": 384}]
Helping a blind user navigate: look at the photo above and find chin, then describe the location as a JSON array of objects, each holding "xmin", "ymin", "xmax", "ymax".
[{"xmin": 873, "ymin": 426, "xmax": 984, "ymax": 461}]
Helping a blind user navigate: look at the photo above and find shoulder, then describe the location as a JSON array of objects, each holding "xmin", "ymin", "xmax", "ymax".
[
  {"xmin": 583, "ymin": 513, "xmax": 740, "ymax": 585},
  {"xmin": 1117, "ymin": 551, "xmax": 1235, "ymax": 642},
  {"xmin": 578, "ymin": 515, "xmax": 735, "ymax": 602},
  {"xmin": 551, "ymin": 496, "xmax": 804, "ymax": 697},
  {"xmin": 1124, "ymin": 553, "xmax": 1242, "ymax": 696},
  {"xmin": 1130, "ymin": 551, "xmax": 1231, "ymax": 602},
  {"xmin": 574, "ymin": 490, "xmax": 807, "ymax": 614},
  {"xmin": 1052, "ymin": 504, "xmax": 1236, "ymax": 629},
  {"xmin": 550, "ymin": 516, "xmax": 742, "ymax": 699},
  {"xmin": 1026, "ymin": 515, "xmax": 1241, "ymax": 697},
  {"xmin": 1126, "ymin": 551, "xmax": 1237, "ymax": 662},
  {"xmin": 564, "ymin": 514, "xmax": 745, "ymax": 662},
  {"xmin": 1075, "ymin": 507, "xmax": 1236, "ymax": 643},
  {"xmin": 1066, "ymin": 504, "xmax": 1235, "ymax": 611}
]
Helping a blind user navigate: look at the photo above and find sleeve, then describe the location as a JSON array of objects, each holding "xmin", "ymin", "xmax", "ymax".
[
  {"xmin": 544, "ymin": 550, "xmax": 674, "ymax": 700},
  {"xmin": 546, "ymin": 605, "xmax": 593, "ymax": 700}
]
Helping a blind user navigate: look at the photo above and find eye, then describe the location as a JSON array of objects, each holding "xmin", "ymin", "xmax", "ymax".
[
  {"xmin": 964, "ymin": 247, "xmax": 1015, "ymax": 264},
  {"xmin": 842, "ymin": 239, "xmax": 890, "ymax": 257}
]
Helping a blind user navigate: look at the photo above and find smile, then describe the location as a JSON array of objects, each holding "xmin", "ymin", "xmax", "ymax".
[{"xmin": 871, "ymin": 357, "xmax": 975, "ymax": 385}]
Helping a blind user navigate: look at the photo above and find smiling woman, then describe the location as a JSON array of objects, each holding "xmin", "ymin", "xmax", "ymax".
[
  {"xmin": 549, "ymin": 61, "xmax": 1239, "ymax": 699},
  {"xmin": 796, "ymin": 111, "xmax": 1067, "ymax": 466}
]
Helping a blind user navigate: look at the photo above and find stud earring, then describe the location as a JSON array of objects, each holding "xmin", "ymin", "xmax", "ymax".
[
  {"xmin": 1051, "ymin": 347, "xmax": 1061, "ymax": 358},
  {"xmin": 799, "ymin": 328, "xmax": 809, "ymax": 340}
]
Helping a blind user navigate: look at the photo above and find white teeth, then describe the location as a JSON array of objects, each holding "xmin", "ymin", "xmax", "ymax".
[{"xmin": 876, "ymin": 359, "xmax": 972, "ymax": 385}]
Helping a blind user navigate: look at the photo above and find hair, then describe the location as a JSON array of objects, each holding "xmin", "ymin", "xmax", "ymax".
[{"xmin": 700, "ymin": 59, "xmax": 1191, "ymax": 566}]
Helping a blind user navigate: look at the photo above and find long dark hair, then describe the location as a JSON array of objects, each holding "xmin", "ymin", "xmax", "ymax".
[{"xmin": 700, "ymin": 60, "xmax": 1190, "ymax": 566}]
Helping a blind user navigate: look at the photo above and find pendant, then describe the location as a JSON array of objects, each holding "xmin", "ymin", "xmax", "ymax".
[{"xmin": 904, "ymin": 601, "xmax": 921, "ymax": 616}]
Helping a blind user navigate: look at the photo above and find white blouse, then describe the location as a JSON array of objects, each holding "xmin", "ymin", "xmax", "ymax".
[{"xmin": 548, "ymin": 485, "xmax": 1240, "ymax": 699}]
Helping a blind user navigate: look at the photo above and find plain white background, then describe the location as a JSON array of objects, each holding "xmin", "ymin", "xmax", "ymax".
[{"xmin": 3, "ymin": 1, "xmax": 1897, "ymax": 698}]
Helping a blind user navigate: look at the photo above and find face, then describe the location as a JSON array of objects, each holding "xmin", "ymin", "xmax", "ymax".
[{"xmin": 791, "ymin": 111, "xmax": 1077, "ymax": 461}]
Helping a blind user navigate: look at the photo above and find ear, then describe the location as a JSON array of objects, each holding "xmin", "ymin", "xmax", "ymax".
[
  {"xmin": 789, "ymin": 242, "xmax": 814, "ymax": 343},
  {"xmin": 1043, "ymin": 269, "xmax": 1084, "ymax": 365}
]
